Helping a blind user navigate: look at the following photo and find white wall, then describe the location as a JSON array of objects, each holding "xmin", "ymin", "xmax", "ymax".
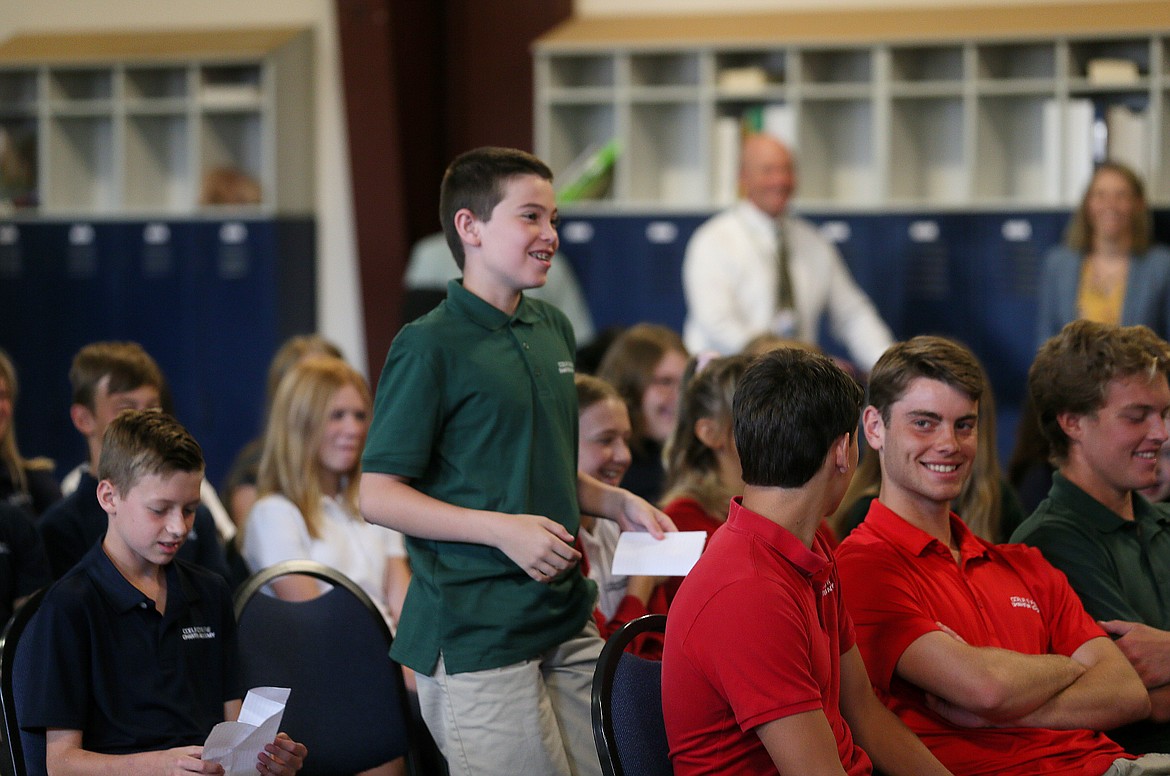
[{"xmin": 0, "ymin": 0, "xmax": 365, "ymax": 372}]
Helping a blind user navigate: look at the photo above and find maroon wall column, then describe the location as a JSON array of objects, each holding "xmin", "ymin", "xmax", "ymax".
[
  {"xmin": 443, "ymin": 0, "xmax": 572, "ymax": 153},
  {"xmin": 337, "ymin": 0, "xmax": 571, "ymax": 378},
  {"xmin": 336, "ymin": 0, "xmax": 410, "ymax": 378}
]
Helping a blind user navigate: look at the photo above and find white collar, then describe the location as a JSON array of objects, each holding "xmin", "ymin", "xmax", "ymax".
[{"xmin": 735, "ymin": 199, "xmax": 789, "ymax": 236}]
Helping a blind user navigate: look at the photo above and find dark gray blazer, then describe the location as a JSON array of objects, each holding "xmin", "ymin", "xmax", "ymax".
[{"xmin": 1035, "ymin": 243, "xmax": 1170, "ymax": 351}]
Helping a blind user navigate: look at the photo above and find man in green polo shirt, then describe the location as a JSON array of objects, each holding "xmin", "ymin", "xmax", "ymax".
[
  {"xmin": 1014, "ymin": 319, "xmax": 1170, "ymax": 755},
  {"xmin": 359, "ymin": 147, "xmax": 673, "ymax": 776}
]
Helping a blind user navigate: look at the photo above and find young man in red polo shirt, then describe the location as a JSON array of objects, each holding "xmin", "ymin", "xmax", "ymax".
[
  {"xmin": 837, "ymin": 335, "xmax": 1168, "ymax": 776},
  {"xmin": 663, "ymin": 347, "xmax": 952, "ymax": 775}
]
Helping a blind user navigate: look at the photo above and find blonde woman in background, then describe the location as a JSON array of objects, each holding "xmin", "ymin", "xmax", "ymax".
[
  {"xmin": 223, "ymin": 333, "xmax": 345, "ymax": 530},
  {"xmin": 242, "ymin": 355, "xmax": 410, "ymax": 629}
]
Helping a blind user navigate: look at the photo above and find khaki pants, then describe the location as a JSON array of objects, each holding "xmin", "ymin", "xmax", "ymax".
[
  {"xmin": 416, "ymin": 622, "xmax": 604, "ymax": 776},
  {"xmin": 1104, "ymin": 754, "xmax": 1170, "ymax": 775}
]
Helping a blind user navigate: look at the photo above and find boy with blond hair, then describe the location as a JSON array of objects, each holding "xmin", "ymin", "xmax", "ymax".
[
  {"xmin": 20, "ymin": 410, "xmax": 306, "ymax": 775},
  {"xmin": 39, "ymin": 341, "xmax": 227, "ymax": 580}
]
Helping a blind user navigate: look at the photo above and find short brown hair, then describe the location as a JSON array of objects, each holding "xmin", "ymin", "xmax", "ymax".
[
  {"xmin": 439, "ymin": 147, "xmax": 553, "ymax": 270},
  {"xmin": 867, "ymin": 336, "xmax": 984, "ymax": 424},
  {"xmin": 1029, "ymin": 320, "xmax": 1170, "ymax": 463},
  {"xmin": 70, "ymin": 341, "xmax": 165, "ymax": 411},
  {"xmin": 98, "ymin": 409, "xmax": 204, "ymax": 494}
]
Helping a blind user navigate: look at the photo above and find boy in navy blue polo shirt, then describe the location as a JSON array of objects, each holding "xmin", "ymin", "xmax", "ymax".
[
  {"xmin": 360, "ymin": 147, "xmax": 674, "ymax": 776},
  {"xmin": 19, "ymin": 410, "xmax": 306, "ymax": 776},
  {"xmin": 38, "ymin": 341, "xmax": 228, "ymax": 581}
]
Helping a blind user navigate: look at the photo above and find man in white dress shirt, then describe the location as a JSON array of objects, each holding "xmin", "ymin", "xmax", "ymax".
[{"xmin": 682, "ymin": 134, "xmax": 893, "ymax": 370}]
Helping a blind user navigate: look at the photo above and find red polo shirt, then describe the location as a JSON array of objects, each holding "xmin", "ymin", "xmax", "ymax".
[
  {"xmin": 837, "ymin": 500, "xmax": 1129, "ymax": 776},
  {"xmin": 663, "ymin": 497, "xmax": 872, "ymax": 776}
]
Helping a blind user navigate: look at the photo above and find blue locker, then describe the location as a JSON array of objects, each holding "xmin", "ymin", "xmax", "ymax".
[
  {"xmin": 0, "ymin": 222, "xmax": 82, "ymax": 469},
  {"xmin": 0, "ymin": 217, "xmax": 315, "ymax": 492},
  {"xmin": 184, "ymin": 219, "xmax": 315, "ymax": 487}
]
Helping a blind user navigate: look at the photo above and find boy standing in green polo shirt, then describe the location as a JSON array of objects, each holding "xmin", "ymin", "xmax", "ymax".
[{"xmin": 360, "ymin": 147, "xmax": 673, "ymax": 776}]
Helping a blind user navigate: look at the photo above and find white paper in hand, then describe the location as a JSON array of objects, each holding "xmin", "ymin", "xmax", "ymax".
[
  {"xmin": 611, "ymin": 531, "xmax": 707, "ymax": 576},
  {"xmin": 202, "ymin": 686, "xmax": 290, "ymax": 776}
]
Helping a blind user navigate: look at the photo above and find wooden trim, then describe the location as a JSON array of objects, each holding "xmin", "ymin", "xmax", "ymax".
[
  {"xmin": 0, "ymin": 28, "xmax": 307, "ymax": 63},
  {"xmin": 535, "ymin": 1, "xmax": 1170, "ymax": 49}
]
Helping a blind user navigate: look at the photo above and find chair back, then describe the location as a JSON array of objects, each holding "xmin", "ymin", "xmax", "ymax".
[
  {"xmin": 0, "ymin": 589, "xmax": 47, "ymax": 776},
  {"xmin": 234, "ymin": 561, "xmax": 418, "ymax": 776},
  {"xmin": 590, "ymin": 614, "xmax": 671, "ymax": 776}
]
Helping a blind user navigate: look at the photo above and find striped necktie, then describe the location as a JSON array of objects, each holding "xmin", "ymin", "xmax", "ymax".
[{"xmin": 775, "ymin": 225, "xmax": 795, "ymax": 313}]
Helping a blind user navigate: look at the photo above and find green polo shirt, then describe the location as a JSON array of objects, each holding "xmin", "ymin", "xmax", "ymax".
[
  {"xmin": 363, "ymin": 279, "xmax": 594, "ymax": 674},
  {"xmin": 1013, "ymin": 472, "xmax": 1170, "ymax": 628},
  {"xmin": 1013, "ymin": 471, "xmax": 1170, "ymax": 754}
]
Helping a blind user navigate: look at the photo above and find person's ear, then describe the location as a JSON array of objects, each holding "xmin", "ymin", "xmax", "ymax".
[
  {"xmin": 95, "ymin": 479, "xmax": 119, "ymax": 517},
  {"xmin": 70, "ymin": 403, "xmax": 97, "ymax": 437},
  {"xmin": 694, "ymin": 417, "xmax": 724, "ymax": 451},
  {"xmin": 832, "ymin": 433, "xmax": 853, "ymax": 473},
  {"xmin": 1056, "ymin": 411, "xmax": 1083, "ymax": 442},
  {"xmin": 862, "ymin": 405, "xmax": 884, "ymax": 451},
  {"xmin": 453, "ymin": 208, "xmax": 481, "ymax": 249}
]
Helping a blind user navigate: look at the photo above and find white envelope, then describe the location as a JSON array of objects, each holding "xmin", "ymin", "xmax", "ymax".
[
  {"xmin": 611, "ymin": 531, "xmax": 707, "ymax": 576},
  {"xmin": 202, "ymin": 686, "xmax": 290, "ymax": 776}
]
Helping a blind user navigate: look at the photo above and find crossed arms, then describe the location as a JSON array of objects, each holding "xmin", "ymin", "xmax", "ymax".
[{"xmin": 898, "ymin": 624, "xmax": 1149, "ymax": 730}]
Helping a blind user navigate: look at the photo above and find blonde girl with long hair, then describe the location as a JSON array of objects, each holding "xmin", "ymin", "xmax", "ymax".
[{"xmin": 242, "ymin": 355, "xmax": 410, "ymax": 627}]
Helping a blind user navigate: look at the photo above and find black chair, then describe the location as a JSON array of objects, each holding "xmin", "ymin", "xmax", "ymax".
[
  {"xmin": 0, "ymin": 589, "xmax": 47, "ymax": 776},
  {"xmin": 590, "ymin": 614, "xmax": 671, "ymax": 776},
  {"xmin": 234, "ymin": 560, "xmax": 423, "ymax": 776}
]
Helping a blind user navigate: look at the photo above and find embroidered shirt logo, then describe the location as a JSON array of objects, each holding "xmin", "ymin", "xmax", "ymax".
[
  {"xmin": 558, "ymin": 360, "xmax": 574, "ymax": 374},
  {"xmin": 181, "ymin": 626, "xmax": 216, "ymax": 641},
  {"xmin": 1010, "ymin": 595, "xmax": 1040, "ymax": 613},
  {"xmin": 821, "ymin": 579, "xmax": 835, "ymax": 597}
]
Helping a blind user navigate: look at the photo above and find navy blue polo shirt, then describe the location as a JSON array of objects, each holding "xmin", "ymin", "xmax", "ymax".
[
  {"xmin": 0, "ymin": 502, "xmax": 51, "ymax": 625},
  {"xmin": 38, "ymin": 470, "xmax": 228, "ymax": 581},
  {"xmin": 19, "ymin": 543, "xmax": 240, "ymax": 755}
]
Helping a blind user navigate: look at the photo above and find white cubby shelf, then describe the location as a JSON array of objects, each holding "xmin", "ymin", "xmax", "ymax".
[
  {"xmin": 534, "ymin": 1, "xmax": 1170, "ymax": 211},
  {"xmin": 0, "ymin": 28, "xmax": 313, "ymax": 216}
]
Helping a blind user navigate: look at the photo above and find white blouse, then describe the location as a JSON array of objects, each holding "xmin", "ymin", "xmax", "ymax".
[
  {"xmin": 242, "ymin": 493, "xmax": 406, "ymax": 622},
  {"xmin": 579, "ymin": 518, "xmax": 627, "ymax": 621}
]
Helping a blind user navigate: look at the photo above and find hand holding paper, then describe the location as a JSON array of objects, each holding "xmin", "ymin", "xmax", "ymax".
[
  {"xmin": 203, "ymin": 687, "xmax": 290, "ymax": 776},
  {"xmin": 611, "ymin": 531, "xmax": 707, "ymax": 576}
]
